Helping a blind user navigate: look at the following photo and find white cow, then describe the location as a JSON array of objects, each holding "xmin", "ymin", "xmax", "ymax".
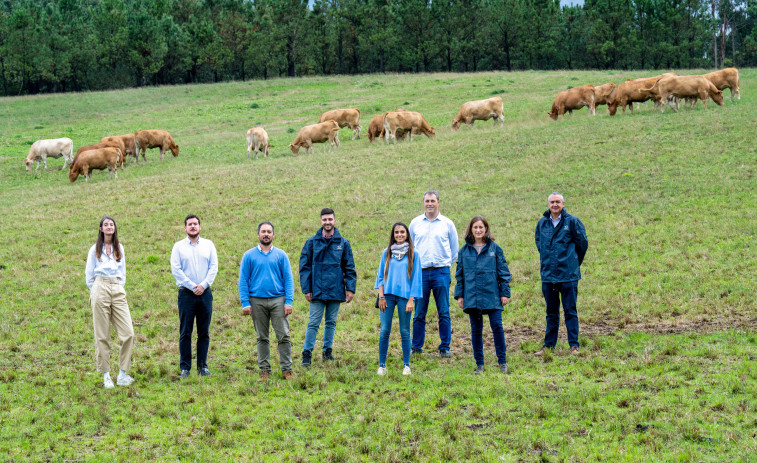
[
  {"xmin": 25, "ymin": 137, "xmax": 74, "ymax": 171},
  {"xmin": 246, "ymin": 127, "xmax": 270, "ymax": 159}
]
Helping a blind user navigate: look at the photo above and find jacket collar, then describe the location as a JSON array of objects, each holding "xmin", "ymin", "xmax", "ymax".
[
  {"xmin": 314, "ymin": 227, "xmax": 342, "ymax": 241},
  {"xmin": 464, "ymin": 236, "xmax": 492, "ymax": 247},
  {"xmin": 543, "ymin": 207, "xmax": 569, "ymax": 220}
]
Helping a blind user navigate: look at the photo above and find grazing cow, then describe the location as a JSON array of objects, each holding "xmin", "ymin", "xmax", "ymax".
[
  {"xmin": 100, "ymin": 134, "xmax": 136, "ymax": 163},
  {"xmin": 134, "ymin": 130, "xmax": 179, "ymax": 161},
  {"xmin": 289, "ymin": 121, "xmax": 340, "ymax": 155},
  {"xmin": 451, "ymin": 96, "xmax": 504, "ymax": 130},
  {"xmin": 246, "ymin": 127, "xmax": 270, "ymax": 159},
  {"xmin": 383, "ymin": 110, "xmax": 435, "ymax": 144},
  {"xmin": 548, "ymin": 85, "xmax": 596, "ymax": 120},
  {"xmin": 76, "ymin": 142, "xmax": 125, "ymax": 168},
  {"xmin": 25, "ymin": 137, "xmax": 74, "ymax": 171},
  {"xmin": 319, "ymin": 108, "xmax": 362, "ymax": 140},
  {"xmin": 643, "ymin": 75, "xmax": 724, "ymax": 112},
  {"xmin": 367, "ymin": 111, "xmax": 409, "ymax": 142},
  {"xmin": 702, "ymin": 67, "xmax": 740, "ymax": 102},
  {"xmin": 69, "ymin": 147, "xmax": 122, "ymax": 182},
  {"xmin": 607, "ymin": 73, "xmax": 675, "ymax": 116},
  {"xmin": 593, "ymin": 83, "xmax": 617, "ymax": 107}
]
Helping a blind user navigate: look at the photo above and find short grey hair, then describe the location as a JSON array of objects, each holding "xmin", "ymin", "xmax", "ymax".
[
  {"xmin": 423, "ymin": 190, "xmax": 440, "ymax": 201},
  {"xmin": 548, "ymin": 192, "xmax": 564, "ymax": 202}
]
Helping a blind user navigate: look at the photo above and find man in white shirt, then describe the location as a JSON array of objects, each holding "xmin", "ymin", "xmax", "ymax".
[
  {"xmin": 409, "ymin": 190, "xmax": 459, "ymax": 357},
  {"xmin": 170, "ymin": 214, "xmax": 219, "ymax": 378}
]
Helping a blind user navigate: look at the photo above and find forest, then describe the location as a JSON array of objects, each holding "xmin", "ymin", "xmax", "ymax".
[{"xmin": 1, "ymin": 0, "xmax": 755, "ymax": 95}]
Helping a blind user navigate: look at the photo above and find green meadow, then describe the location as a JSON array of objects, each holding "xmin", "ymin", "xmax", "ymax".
[{"xmin": 0, "ymin": 70, "xmax": 755, "ymax": 461}]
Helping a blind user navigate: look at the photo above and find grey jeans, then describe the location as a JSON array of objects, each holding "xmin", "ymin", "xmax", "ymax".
[{"xmin": 250, "ymin": 296, "xmax": 292, "ymax": 372}]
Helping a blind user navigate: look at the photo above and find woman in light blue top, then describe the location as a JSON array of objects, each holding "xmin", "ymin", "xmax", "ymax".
[
  {"xmin": 85, "ymin": 217, "xmax": 135, "ymax": 389},
  {"xmin": 374, "ymin": 223, "xmax": 423, "ymax": 376}
]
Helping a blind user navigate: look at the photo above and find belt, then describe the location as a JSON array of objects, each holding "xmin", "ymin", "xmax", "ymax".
[{"xmin": 423, "ymin": 266, "xmax": 444, "ymax": 270}]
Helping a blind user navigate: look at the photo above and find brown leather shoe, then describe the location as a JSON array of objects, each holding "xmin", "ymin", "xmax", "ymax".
[
  {"xmin": 533, "ymin": 347, "xmax": 547, "ymax": 357},
  {"xmin": 571, "ymin": 346, "xmax": 580, "ymax": 355},
  {"xmin": 283, "ymin": 370, "xmax": 293, "ymax": 380},
  {"xmin": 257, "ymin": 371, "xmax": 270, "ymax": 382}
]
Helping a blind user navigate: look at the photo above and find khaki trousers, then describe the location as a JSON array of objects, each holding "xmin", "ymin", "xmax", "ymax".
[{"xmin": 91, "ymin": 276, "xmax": 134, "ymax": 372}]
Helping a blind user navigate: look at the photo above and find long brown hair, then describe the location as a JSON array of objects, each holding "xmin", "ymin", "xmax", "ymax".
[
  {"xmin": 384, "ymin": 222, "xmax": 414, "ymax": 281},
  {"xmin": 95, "ymin": 216, "xmax": 122, "ymax": 262},
  {"xmin": 464, "ymin": 215, "xmax": 494, "ymax": 244}
]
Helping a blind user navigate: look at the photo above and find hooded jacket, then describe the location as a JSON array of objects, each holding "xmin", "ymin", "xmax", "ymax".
[
  {"xmin": 298, "ymin": 227, "xmax": 357, "ymax": 302},
  {"xmin": 454, "ymin": 238, "xmax": 511, "ymax": 312},
  {"xmin": 534, "ymin": 208, "xmax": 588, "ymax": 283}
]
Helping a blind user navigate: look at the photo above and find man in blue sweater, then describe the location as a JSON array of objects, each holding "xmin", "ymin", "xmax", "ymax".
[
  {"xmin": 298, "ymin": 208, "xmax": 357, "ymax": 366},
  {"xmin": 534, "ymin": 192, "xmax": 589, "ymax": 356},
  {"xmin": 238, "ymin": 221, "xmax": 295, "ymax": 381}
]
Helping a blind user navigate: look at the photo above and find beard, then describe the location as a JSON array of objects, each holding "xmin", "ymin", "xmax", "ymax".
[
  {"xmin": 259, "ymin": 237, "xmax": 272, "ymax": 245},
  {"xmin": 187, "ymin": 232, "xmax": 199, "ymax": 240}
]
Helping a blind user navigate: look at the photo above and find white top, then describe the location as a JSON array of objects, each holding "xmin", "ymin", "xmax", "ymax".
[
  {"xmin": 85, "ymin": 243, "xmax": 126, "ymax": 290},
  {"xmin": 170, "ymin": 237, "xmax": 219, "ymax": 290},
  {"xmin": 409, "ymin": 213, "xmax": 459, "ymax": 268}
]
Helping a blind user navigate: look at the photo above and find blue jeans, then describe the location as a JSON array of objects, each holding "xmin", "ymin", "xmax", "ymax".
[
  {"xmin": 379, "ymin": 294, "xmax": 412, "ymax": 367},
  {"xmin": 178, "ymin": 288, "xmax": 213, "ymax": 372},
  {"xmin": 542, "ymin": 281, "xmax": 579, "ymax": 348},
  {"xmin": 303, "ymin": 300, "xmax": 341, "ymax": 352},
  {"xmin": 412, "ymin": 267, "xmax": 451, "ymax": 352},
  {"xmin": 469, "ymin": 310, "xmax": 507, "ymax": 366}
]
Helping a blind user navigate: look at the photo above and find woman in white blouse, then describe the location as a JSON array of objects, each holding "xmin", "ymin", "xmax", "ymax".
[{"xmin": 85, "ymin": 217, "xmax": 135, "ymax": 389}]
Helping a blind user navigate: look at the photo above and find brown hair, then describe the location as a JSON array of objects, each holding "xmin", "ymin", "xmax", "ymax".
[
  {"xmin": 95, "ymin": 216, "xmax": 122, "ymax": 262},
  {"xmin": 464, "ymin": 215, "xmax": 493, "ymax": 244},
  {"xmin": 384, "ymin": 222, "xmax": 414, "ymax": 281}
]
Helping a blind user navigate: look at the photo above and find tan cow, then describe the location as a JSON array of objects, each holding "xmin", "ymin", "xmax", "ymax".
[
  {"xmin": 367, "ymin": 110, "xmax": 410, "ymax": 142},
  {"xmin": 607, "ymin": 73, "xmax": 675, "ymax": 116},
  {"xmin": 383, "ymin": 110, "xmax": 435, "ymax": 144},
  {"xmin": 25, "ymin": 137, "xmax": 74, "ymax": 171},
  {"xmin": 289, "ymin": 121, "xmax": 340, "ymax": 155},
  {"xmin": 134, "ymin": 129, "xmax": 179, "ymax": 161},
  {"xmin": 101, "ymin": 134, "xmax": 136, "ymax": 163},
  {"xmin": 451, "ymin": 96, "xmax": 504, "ymax": 130},
  {"xmin": 69, "ymin": 147, "xmax": 122, "ymax": 182},
  {"xmin": 548, "ymin": 85, "xmax": 596, "ymax": 120},
  {"xmin": 76, "ymin": 142, "xmax": 125, "ymax": 168},
  {"xmin": 246, "ymin": 127, "xmax": 270, "ymax": 159},
  {"xmin": 643, "ymin": 75, "xmax": 724, "ymax": 112},
  {"xmin": 319, "ymin": 108, "xmax": 362, "ymax": 140},
  {"xmin": 593, "ymin": 83, "xmax": 617, "ymax": 107},
  {"xmin": 702, "ymin": 67, "xmax": 740, "ymax": 102}
]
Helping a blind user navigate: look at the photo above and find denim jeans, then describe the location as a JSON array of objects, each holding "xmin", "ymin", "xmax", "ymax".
[
  {"xmin": 250, "ymin": 296, "xmax": 292, "ymax": 372},
  {"xmin": 303, "ymin": 300, "xmax": 341, "ymax": 353},
  {"xmin": 178, "ymin": 287, "xmax": 213, "ymax": 372},
  {"xmin": 469, "ymin": 309, "xmax": 506, "ymax": 366},
  {"xmin": 542, "ymin": 281, "xmax": 579, "ymax": 348},
  {"xmin": 412, "ymin": 266, "xmax": 451, "ymax": 352},
  {"xmin": 379, "ymin": 294, "xmax": 413, "ymax": 367}
]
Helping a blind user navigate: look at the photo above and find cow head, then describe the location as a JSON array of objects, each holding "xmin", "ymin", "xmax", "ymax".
[
  {"xmin": 711, "ymin": 89, "xmax": 724, "ymax": 106},
  {"xmin": 426, "ymin": 127, "xmax": 436, "ymax": 137},
  {"xmin": 69, "ymin": 168, "xmax": 80, "ymax": 182},
  {"xmin": 451, "ymin": 120, "xmax": 461, "ymax": 131},
  {"xmin": 548, "ymin": 110, "xmax": 558, "ymax": 121},
  {"xmin": 607, "ymin": 100, "xmax": 618, "ymax": 116},
  {"xmin": 170, "ymin": 143, "xmax": 180, "ymax": 157},
  {"xmin": 24, "ymin": 159, "xmax": 33, "ymax": 171},
  {"xmin": 264, "ymin": 144, "xmax": 271, "ymax": 157},
  {"xmin": 289, "ymin": 143, "xmax": 300, "ymax": 155}
]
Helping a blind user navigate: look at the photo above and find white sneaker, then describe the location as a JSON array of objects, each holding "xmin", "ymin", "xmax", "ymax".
[
  {"xmin": 103, "ymin": 376, "xmax": 114, "ymax": 389},
  {"xmin": 116, "ymin": 374, "xmax": 134, "ymax": 386},
  {"xmin": 377, "ymin": 367, "xmax": 387, "ymax": 376},
  {"xmin": 402, "ymin": 366, "xmax": 411, "ymax": 376}
]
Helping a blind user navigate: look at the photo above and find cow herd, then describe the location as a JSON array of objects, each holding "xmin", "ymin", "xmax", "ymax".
[
  {"xmin": 549, "ymin": 67, "xmax": 740, "ymax": 120},
  {"xmin": 23, "ymin": 69, "xmax": 741, "ymax": 181}
]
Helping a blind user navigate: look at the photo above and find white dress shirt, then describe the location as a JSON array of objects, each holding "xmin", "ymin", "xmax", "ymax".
[
  {"xmin": 170, "ymin": 237, "xmax": 219, "ymax": 290},
  {"xmin": 85, "ymin": 243, "xmax": 126, "ymax": 290},
  {"xmin": 409, "ymin": 213, "xmax": 459, "ymax": 268}
]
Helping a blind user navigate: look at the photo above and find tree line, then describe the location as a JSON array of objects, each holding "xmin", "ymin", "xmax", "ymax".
[{"xmin": 1, "ymin": 0, "xmax": 755, "ymax": 96}]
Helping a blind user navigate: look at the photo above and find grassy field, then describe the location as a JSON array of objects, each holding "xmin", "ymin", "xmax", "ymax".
[{"xmin": 0, "ymin": 70, "xmax": 755, "ymax": 461}]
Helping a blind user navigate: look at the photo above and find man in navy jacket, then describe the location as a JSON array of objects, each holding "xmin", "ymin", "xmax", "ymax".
[
  {"xmin": 298, "ymin": 208, "xmax": 357, "ymax": 366},
  {"xmin": 534, "ymin": 192, "xmax": 589, "ymax": 356}
]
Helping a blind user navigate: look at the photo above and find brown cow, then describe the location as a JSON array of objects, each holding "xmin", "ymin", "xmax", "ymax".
[
  {"xmin": 548, "ymin": 85, "xmax": 596, "ymax": 120},
  {"xmin": 451, "ymin": 96, "xmax": 504, "ymax": 130},
  {"xmin": 76, "ymin": 142, "xmax": 125, "ymax": 168},
  {"xmin": 319, "ymin": 108, "xmax": 362, "ymax": 140},
  {"xmin": 593, "ymin": 83, "xmax": 617, "ymax": 107},
  {"xmin": 69, "ymin": 147, "xmax": 122, "ymax": 182},
  {"xmin": 607, "ymin": 73, "xmax": 675, "ymax": 116},
  {"xmin": 383, "ymin": 111, "xmax": 435, "ymax": 144},
  {"xmin": 643, "ymin": 75, "xmax": 724, "ymax": 112},
  {"xmin": 367, "ymin": 110, "xmax": 409, "ymax": 142},
  {"xmin": 134, "ymin": 130, "xmax": 179, "ymax": 161},
  {"xmin": 702, "ymin": 67, "xmax": 740, "ymax": 102},
  {"xmin": 246, "ymin": 127, "xmax": 270, "ymax": 159},
  {"xmin": 289, "ymin": 121, "xmax": 340, "ymax": 155},
  {"xmin": 101, "ymin": 134, "xmax": 136, "ymax": 163}
]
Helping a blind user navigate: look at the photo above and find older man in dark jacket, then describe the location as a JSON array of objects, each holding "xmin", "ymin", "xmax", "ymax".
[
  {"xmin": 534, "ymin": 193, "xmax": 588, "ymax": 356},
  {"xmin": 299, "ymin": 208, "xmax": 357, "ymax": 366}
]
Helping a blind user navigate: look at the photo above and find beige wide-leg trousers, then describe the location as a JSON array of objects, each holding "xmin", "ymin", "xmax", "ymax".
[{"xmin": 90, "ymin": 276, "xmax": 134, "ymax": 372}]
